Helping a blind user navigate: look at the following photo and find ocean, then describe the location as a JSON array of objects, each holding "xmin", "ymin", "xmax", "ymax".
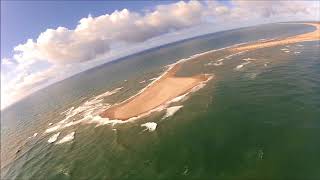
[{"xmin": 1, "ymin": 23, "xmax": 319, "ymax": 179}]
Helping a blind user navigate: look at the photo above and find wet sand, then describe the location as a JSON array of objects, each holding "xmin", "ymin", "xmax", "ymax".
[{"xmin": 101, "ymin": 22, "xmax": 319, "ymax": 121}]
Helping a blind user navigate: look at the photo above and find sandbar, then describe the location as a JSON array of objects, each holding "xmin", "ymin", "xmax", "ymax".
[
  {"xmin": 101, "ymin": 63, "xmax": 210, "ymax": 120},
  {"xmin": 232, "ymin": 23, "xmax": 320, "ymax": 52},
  {"xmin": 101, "ymin": 22, "xmax": 319, "ymax": 121}
]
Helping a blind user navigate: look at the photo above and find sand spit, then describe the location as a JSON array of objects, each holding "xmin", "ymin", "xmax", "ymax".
[
  {"xmin": 100, "ymin": 22, "xmax": 319, "ymax": 122},
  {"xmin": 101, "ymin": 63, "xmax": 212, "ymax": 120},
  {"xmin": 232, "ymin": 23, "xmax": 320, "ymax": 52}
]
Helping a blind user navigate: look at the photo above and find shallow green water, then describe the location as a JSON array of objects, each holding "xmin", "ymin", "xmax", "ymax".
[{"xmin": 1, "ymin": 24, "xmax": 320, "ymax": 179}]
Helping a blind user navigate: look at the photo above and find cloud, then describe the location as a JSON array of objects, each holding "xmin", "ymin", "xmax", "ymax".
[
  {"xmin": 13, "ymin": 0, "xmax": 318, "ymax": 64},
  {"xmin": 2, "ymin": 66, "xmax": 54, "ymax": 107},
  {"xmin": 2, "ymin": 0, "xmax": 319, "ymax": 109},
  {"xmin": 232, "ymin": 1, "xmax": 312, "ymax": 18},
  {"xmin": 1, "ymin": 58, "xmax": 16, "ymax": 66},
  {"xmin": 13, "ymin": 1, "xmax": 204, "ymax": 64},
  {"xmin": 205, "ymin": 0, "xmax": 319, "ymax": 22}
]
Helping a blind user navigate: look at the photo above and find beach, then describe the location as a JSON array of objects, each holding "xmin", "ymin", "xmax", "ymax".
[
  {"xmin": 101, "ymin": 22, "xmax": 319, "ymax": 121},
  {"xmin": 101, "ymin": 63, "xmax": 211, "ymax": 120}
]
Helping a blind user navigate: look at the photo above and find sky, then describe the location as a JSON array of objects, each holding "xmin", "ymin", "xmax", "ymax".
[{"xmin": 1, "ymin": 0, "xmax": 319, "ymax": 109}]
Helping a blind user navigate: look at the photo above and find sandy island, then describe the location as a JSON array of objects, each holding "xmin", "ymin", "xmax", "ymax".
[
  {"xmin": 101, "ymin": 63, "xmax": 211, "ymax": 120},
  {"xmin": 101, "ymin": 22, "xmax": 319, "ymax": 121}
]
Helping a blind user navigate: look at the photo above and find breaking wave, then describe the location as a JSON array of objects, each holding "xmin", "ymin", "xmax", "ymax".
[
  {"xmin": 44, "ymin": 87, "xmax": 123, "ymax": 133},
  {"xmin": 162, "ymin": 106, "xmax": 183, "ymax": 119}
]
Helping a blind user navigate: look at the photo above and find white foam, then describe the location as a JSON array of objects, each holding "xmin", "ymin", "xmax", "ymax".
[
  {"xmin": 243, "ymin": 58, "xmax": 255, "ymax": 61},
  {"xmin": 246, "ymin": 73, "xmax": 258, "ymax": 79},
  {"xmin": 94, "ymin": 87, "xmax": 123, "ymax": 100},
  {"xmin": 139, "ymin": 80, "xmax": 146, "ymax": 84},
  {"xmin": 45, "ymin": 124, "xmax": 62, "ymax": 133},
  {"xmin": 48, "ymin": 132, "xmax": 60, "ymax": 143},
  {"xmin": 170, "ymin": 94, "xmax": 188, "ymax": 103},
  {"xmin": 205, "ymin": 61, "xmax": 223, "ymax": 66},
  {"xmin": 45, "ymin": 87, "xmax": 122, "ymax": 133},
  {"xmin": 60, "ymin": 107, "xmax": 74, "ymax": 115},
  {"xmin": 48, "ymin": 123, "xmax": 53, "ymax": 126},
  {"xmin": 234, "ymin": 62, "xmax": 250, "ymax": 70},
  {"xmin": 213, "ymin": 62, "xmax": 223, "ymax": 66},
  {"xmin": 294, "ymin": 51, "xmax": 301, "ymax": 54},
  {"xmin": 235, "ymin": 64, "xmax": 244, "ymax": 70},
  {"xmin": 284, "ymin": 50, "xmax": 290, "ymax": 53},
  {"xmin": 28, "ymin": 132, "xmax": 38, "ymax": 139},
  {"xmin": 141, "ymin": 122, "xmax": 157, "ymax": 132},
  {"xmin": 296, "ymin": 44, "xmax": 304, "ymax": 47},
  {"xmin": 56, "ymin": 132, "xmax": 75, "ymax": 144},
  {"xmin": 225, "ymin": 50, "xmax": 248, "ymax": 59},
  {"xmin": 149, "ymin": 77, "xmax": 157, "ymax": 81},
  {"xmin": 162, "ymin": 106, "xmax": 183, "ymax": 119},
  {"xmin": 281, "ymin": 48, "xmax": 289, "ymax": 51}
]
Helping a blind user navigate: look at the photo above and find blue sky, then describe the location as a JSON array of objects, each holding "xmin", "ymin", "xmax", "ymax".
[
  {"xmin": 1, "ymin": 0, "xmax": 181, "ymax": 59},
  {"xmin": 1, "ymin": 0, "xmax": 318, "ymax": 108}
]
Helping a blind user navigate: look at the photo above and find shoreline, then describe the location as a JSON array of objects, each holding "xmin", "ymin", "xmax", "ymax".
[
  {"xmin": 231, "ymin": 23, "xmax": 320, "ymax": 52},
  {"xmin": 100, "ymin": 22, "xmax": 319, "ymax": 121},
  {"xmin": 101, "ymin": 62, "xmax": 212, "ymax": 120}
]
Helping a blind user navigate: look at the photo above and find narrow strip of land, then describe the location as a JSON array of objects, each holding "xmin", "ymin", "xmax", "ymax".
[
  {"xmin": 232, "ymin": 23, "xmax": 320, "ymax": 52},
  {"xmin": 101, "ymin": 22, "xmax": 319, "ymax": 121},
  {"xmin": 101, "ymin": 63, "xmax": 210, "ymax": 120}
]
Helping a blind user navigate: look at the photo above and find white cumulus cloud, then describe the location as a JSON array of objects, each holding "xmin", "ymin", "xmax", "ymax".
[{"xmin": 13, "ymin": 1, "xmax": 204, "ymax": 64}]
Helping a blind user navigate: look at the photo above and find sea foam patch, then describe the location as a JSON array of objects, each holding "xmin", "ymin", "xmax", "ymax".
[
  {"xmin": 44, "ymin": 87, "xmax": 123, "ymax": 133},
  {"xmin": 28, "ymin": 132, "xmax": 38, "ymax": 139},
  {"xmin": 162, "ymin": 106, "xmax": 183, "ymax": 119},
  {"xmin": 48, "ymin": 132, "xmax": 60, "ymax": 143},
  {"xmin": 94, "ymin": 87, "xmax": 123, "ymax": 100},
  {"xmin": 243, "ymin": 58, "xmax": 256, "ymax": 61},
  {"xmin": 234, "ymin": 62, "xmax": 250, "ymax": 70},
  {"xmin": 141, "ymin": 122, "xmax": 157, "ymax": 132},
  {"xmin": 213, "ymin": 62, "xmax": 223, "ymax": 66},
  {"xmin": 56, "ymin": 132, "xmax": 75, "ymax": 144}
]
